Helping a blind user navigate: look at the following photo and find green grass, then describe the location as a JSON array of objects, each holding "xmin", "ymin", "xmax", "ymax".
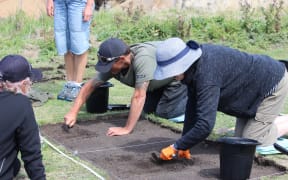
[
  {"xmin": 41, "ymin": 142, "xmax": 108, "ymax": 180},
  {"xmin": 1, "ymin": 7, "xmax": 288, "ymax": 180}
]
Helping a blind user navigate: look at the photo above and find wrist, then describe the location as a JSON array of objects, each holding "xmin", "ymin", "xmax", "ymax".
[
  {"xmin": 68, "ymin": 110, "xmax": 78, "ymax": 117},
  {"xmin": 86, "ymin": 0, "xmax": 94, "ymax": 7},
  {"xmin": 172, "ymin": 143, "xmax": 178, "ymax": 150},
  {"xmin": 123, "ymin": 126, "xmax": 132, "ymax": 133}
]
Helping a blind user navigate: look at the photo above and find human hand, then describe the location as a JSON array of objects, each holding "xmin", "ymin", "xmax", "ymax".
[
  {"xmin": 106, "ymin": 127, "xmax": 131, "ymax": 136},
  {"xmin": 178, "ymin": 149, "xmax": 191, "ymax": 159},
  {"xmin": 83, "ymin": 4, "xmax": 93, "ymax": 22},
  {"xmin": 46, "ymin": 0, "xmax": 54, "ymax": 16},
  {"xmin": 160, "ymin": 145, "xmax": 177, "ymax": 160},
  {"xmin": 64, "ymin": 112, "xmax": 77, "ymax": 128}
]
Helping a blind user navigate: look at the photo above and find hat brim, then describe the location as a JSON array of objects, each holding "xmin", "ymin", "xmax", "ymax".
[
  {"xmin": 95, "ymin": 60, "xmax": 116, "ymax": 73},
  {"xmin": 30, "ymin": 68, "xmax": 43, "ymax": 82},
  {"xmin": 154, "ymin": 48, "xmax": 202, "ymax": 80}
]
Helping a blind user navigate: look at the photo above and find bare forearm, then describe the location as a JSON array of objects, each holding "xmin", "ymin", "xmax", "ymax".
[
  {"xmin": 124, "ymin": 81, "xmax": 149, "ymax": 132},
  {"xmin": 69, "ymin": 79, "xmax": 100, "ymax": 115},
  {"xmin": 106, "ymin": 81, "xmax": 149, "ymax": 136},
  {"xmin": 125, "ymin": 95, "xmax": 146, "ymax": 132}
]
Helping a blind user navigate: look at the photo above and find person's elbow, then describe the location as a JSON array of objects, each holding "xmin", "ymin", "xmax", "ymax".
[
  {"xmin": 197, "ymin": 120, "xmax": 214, "ymax": 138},
  {"xmin": 132, "ymin": 89, "xmax": 146, "ymax": 101}
]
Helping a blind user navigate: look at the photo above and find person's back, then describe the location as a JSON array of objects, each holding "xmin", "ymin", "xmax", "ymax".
[
  {"xmin": 95, "ymin": 39, "xmax": 187, "ymax": 119},
  {"xmin": 184, "ymin": 44, "xmax": 284, "ymax": 117},
  {"xmin": 118, "ymin": 41, "xmax": 173, "ymax": 90},
  {"xmin": 188, "ymin": 43, "xmax": 286, "ymax": 118},
  {"xmin": 0, "ymin": 92, "xmax": 44, "ymax": 179},
  {"xmin": 0, "ymin": 55, "xmax": 46, "ymax": 180},
  {"xmin": 97, "ymin": 41, "xmax": 173, "ymax": 91}
]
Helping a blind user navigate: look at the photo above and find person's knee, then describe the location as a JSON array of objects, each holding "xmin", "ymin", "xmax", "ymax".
[
  {"xmin": 155, "ymin": 108, "xmax": 185, "ymax": 119},
  {"xmin": 242, "ymin": 125, "xmax": 278, "ymax": 146}
]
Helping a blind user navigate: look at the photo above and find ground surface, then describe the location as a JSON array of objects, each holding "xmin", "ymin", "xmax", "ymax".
[{"xmin": 40, "ymin": 113, "xmax": 284, "ymax": 180}]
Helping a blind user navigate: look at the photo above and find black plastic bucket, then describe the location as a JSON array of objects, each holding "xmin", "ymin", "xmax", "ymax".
[
  {"xmin": 217, "ymin": 137, "xmax": 261, "ymax": 180},
  {"xmin": 86, "ymin": 82, "xmax": 113, "ymax": 113}
]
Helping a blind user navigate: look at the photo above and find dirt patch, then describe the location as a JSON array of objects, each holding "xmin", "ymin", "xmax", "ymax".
[{"xmin": 40, "ymin": 113, "xmax": 284, "ymax": 180}]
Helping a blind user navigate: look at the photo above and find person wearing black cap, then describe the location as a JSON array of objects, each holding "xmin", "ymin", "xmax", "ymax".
[
  {"xmin": 64, "ymin": 37, "xmax": 188, "ymax": 136},
  {"xmin": 0, "ymin": 55, "xmax": 46, "ymax": 179}
]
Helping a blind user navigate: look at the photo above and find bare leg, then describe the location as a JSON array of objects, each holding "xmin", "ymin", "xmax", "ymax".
[
  {"xmin": 64, "ymin": 51, "xmax": 74, "ymax": 81},
  {"xmin": 275, "ymin": 115, "xmax": 288, "ymax": 137},
  {"xmin": 59, "ymin": 51, "xmax": 87, "ymax": 101},
  {"xmin": 73, "ymin": 51, "xmax": 88, "ymax": 83}
]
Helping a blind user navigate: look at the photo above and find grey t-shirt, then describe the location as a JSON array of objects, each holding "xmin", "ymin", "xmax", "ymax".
[{"xmin": 94, "ymin": 41, "xmax": 173, "ymax": 91}]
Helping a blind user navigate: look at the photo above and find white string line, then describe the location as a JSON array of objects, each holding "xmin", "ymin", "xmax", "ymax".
[
  {"xmin": 77, "ymin": 139, "xmax": 176, "ymax": 154},
  {"xmin": 42, "ymin": 134, "xmax": 287, "ymax": 179},
  {"xmin": 35, "ymin": 110, "xmax": 128, "ymax": 121},
  {"xmin": 41, "ymin": 136, "xmax": 106, "ymax": 180},
  {"xmin": 42, "ymin": 134, "xmax": 126, "ymax": 180}
]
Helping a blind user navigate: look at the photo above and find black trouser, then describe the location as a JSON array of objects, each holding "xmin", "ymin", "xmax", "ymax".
[
  {"xmin": 279, "ymin": 60, "xmax": 288, "ymax": 70},
  {"xmin": 144, "ymin": 80, "xmax": 187, "ymax": 119},
  {"xmin": 13, "ymin": 158, "xmax": 21, "ymax": 177}
]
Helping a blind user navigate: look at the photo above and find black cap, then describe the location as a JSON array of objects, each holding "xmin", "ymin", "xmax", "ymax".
[
  {"xmin": 95, "ymin": 38, "xmax": 129, "ymax": 73},
  {"xmin": 0, "ymin": 55, "xmax": 43, "ymax": 82}
]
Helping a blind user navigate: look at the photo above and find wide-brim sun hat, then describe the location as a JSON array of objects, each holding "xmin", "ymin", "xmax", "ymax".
[{"xmin": 154, "ymin": 37, "xmax": 202, "ymax": 80}]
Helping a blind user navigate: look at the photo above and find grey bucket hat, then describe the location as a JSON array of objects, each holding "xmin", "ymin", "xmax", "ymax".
[{"xmin": 154, "ymin": 37, "xmax": 202, "ymax": 80}]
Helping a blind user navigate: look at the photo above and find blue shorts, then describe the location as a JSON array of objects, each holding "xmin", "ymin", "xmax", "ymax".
[{"xmin": 53, "ymin": 0, "xmax": 93, "ymax": 55}]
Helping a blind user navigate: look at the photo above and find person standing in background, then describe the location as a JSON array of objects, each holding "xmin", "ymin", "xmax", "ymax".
[{"xmin": 46, "ymin": 0, "xmax": 95, "ymax": 101}]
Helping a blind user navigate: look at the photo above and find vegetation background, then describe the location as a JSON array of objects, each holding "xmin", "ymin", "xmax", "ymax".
[{"xmin": 1, "ymin": 0, "xmax": 288, "ymax": 179}]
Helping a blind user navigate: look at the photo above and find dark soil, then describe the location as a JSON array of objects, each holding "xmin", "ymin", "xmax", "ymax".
[{"xmin": 40, "ymin": 113, "xmax": 284, "ymax": 180}]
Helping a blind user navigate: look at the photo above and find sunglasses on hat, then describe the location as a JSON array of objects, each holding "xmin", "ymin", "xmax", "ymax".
[{"xmin": 97, "ymin": 53, "xmax": 121, "ymax": 63}]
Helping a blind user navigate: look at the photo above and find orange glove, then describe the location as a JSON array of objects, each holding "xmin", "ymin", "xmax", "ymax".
[
  {"xmin": 178, "ymin": 149, "xmax": 191, "ymax": 159},
  {"xmin": 160, "ymin": 145, "xmax": 177, "ymax": 160}
]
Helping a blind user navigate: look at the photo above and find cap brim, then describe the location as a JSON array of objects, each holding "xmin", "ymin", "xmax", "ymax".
[
  {"xmin": 30, "ymin": 68, "xmax": 43, "ymax": 82},
  {"xmin": 95, "ymin": 60, "xmax": 116, "ymax": 73}
]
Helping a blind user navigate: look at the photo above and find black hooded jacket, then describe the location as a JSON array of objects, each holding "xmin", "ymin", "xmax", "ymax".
[
  {"xmin": 175, "ymin": 43, "xmax": 285, "ymax": 150},
  {"xmin": 0, "ymin": 91, "xmax": 45, "ymax": 180}
]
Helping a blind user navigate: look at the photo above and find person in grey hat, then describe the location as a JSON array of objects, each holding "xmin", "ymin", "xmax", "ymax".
[
  {"xmin": 64, "ymin": 37, "xmax": 188, "ymax": 136},
  {"xmin": 153, "ymin": 37, "xmax": 288, "ymax": 160},
  {"xmin": 0, "ymin": 55, "xmax": 46, "ymax": 179}
]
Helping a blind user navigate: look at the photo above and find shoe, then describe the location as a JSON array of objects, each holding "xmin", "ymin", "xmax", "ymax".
[
  {"xmin": 65, "ymin": 83, "xmax": 81, "ymax": 101},
  {"xmin": 168, "ymin": 114, "xmax": 185, "ymax": 123},
  {"xmin": 256, "ymin": 138, "xmax": 288, "ymax": 155},
  {"xmin": 274, "ymin": 143, "xmax": 288, "ymax": 155},
  {"xmin": 57, "ymin": 82, "xmax": 71, "ymax": 100}
]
